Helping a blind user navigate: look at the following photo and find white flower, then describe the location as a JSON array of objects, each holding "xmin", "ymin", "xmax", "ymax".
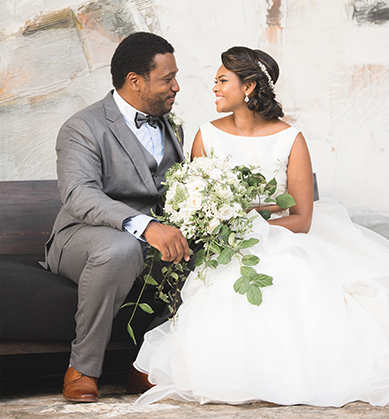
[
  {"xmin": 181, "ymin": 195, "xmax": 203, "ymax": 212},
  {"xmin": 216, "ymin": 184, "xmax": 234, "ymax": 200},
  {"xmin": 209, "ymin": 168, "xmax": 223, "ymax": 181},
  {"xmin": 219, "ymin": 204, "xmax": 236, "ymax": 221},
  {"xmin": 164, "ymin": 202, "xmax": 174, "ymax": 214},
  {"xmin": 208, "ymin": 217, "xmax": 221, "ymax": 234},
  {"xmin": 186, "ymin": 177, "xmax": 207, "ymax": 195}
]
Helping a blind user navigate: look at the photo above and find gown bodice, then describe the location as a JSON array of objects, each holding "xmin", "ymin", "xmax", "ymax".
[{"xmin": 200, "ymin": 122, "xmax": 300, "ymax": 198}]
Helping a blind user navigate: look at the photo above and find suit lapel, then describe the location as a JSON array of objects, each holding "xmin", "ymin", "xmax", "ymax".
[
  {"xmin": 161, "ymin": 115, "xmax": 185, "ymax": 162},
  {"xmin": 103, "ymin": 92, "xmax": 159, "ymax": 196}
]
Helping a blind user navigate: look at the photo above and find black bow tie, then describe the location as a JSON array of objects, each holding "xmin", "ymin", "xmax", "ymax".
[{"xmin": 134, "ymin": 112, "xmax": 160, "ymax": 129}]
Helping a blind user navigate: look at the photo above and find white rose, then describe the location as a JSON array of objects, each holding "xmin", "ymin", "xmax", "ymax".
[
  {"xmin": 180, "ymin": 195, "xmax": 202, "ymax": 212},
  {"xmin": 164, "ymin": 202, "xmax": 174, "ymax": 214},
  {"xmin": 216, "ymin": 185, "xmax": 233, "ymax": 200},
  {"xmin": 209, "ymin": 168, "xmax": 223, "ymax": 181},
  {"xmin": 208, "ymin": 217, "xmax": 221, "ymax": 234},
  {"xmin": 186, "ymin": 178, "xmax": 207, "ymax": 195},
  {"xmin": 218, "ymin": 204, "xmax": 235, "ymax": 221}
]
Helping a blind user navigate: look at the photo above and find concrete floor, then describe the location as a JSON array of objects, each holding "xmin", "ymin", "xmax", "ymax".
[{"xmin": 1, "ymin": 373, "xmax": 388, "ymax": 419}]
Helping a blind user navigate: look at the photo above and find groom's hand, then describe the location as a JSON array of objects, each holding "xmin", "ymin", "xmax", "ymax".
[{"xmin": 143, "ymin": 221, "xmax": 190, "ymax": 264}]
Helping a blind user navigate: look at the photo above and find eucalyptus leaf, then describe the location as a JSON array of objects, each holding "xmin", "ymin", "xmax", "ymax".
[
  {"xmin": 208, "ymin": 242, "xmax": 222, "ymax": 254},
  {"xmin": 220, "ymin": 225, "xmax": 231, "ymax": 243},
  {"xmin": 276, "ymin": 193, "xmax": 296, "ymax": 209},
  {"xmin": 208, "ymin": 259, "xmax": 219, "ymax": 269},
  {"xmin": 252, "ymin": 274, "xmax": 273, "ymax": 287},
  {"xmin": 212, "ymin": 224, "xmax": 223, "ymax": 235},
  {"xmin": 228, "ymin": 232, "xmax": 236, "ymax": 246},
  {"xmin": 242, "ymin": 255, "xmax": 260, "ymax": 266},
  {"xmin": 218, "ymin": 248, "xmax": 233, "ymax": 265},
  {"xmin": 247, "ymin": 285, "xmax": 263, "ymax": 306},
  {"xmin": 240, "ymin": 266, "xmax": 258, "ymax": 279},
  {"xmin": 233, "ymin": 276, "xmax": 250, "ymax": 294},
  {"xmin": 239, "ymin": 238, "xmax": 260, "ymax": 249},
  {"xmin": 258, "ymin": 209, "xmax": 271, "ymax": 220}
]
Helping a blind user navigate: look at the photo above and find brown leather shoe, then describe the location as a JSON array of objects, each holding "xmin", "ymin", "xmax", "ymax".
[
  {"xmin": 127, "ymin": 364, "xmax": 154, "ymax": 394},
  {"xmin": 63, "ymin": 366, "xmax": 98, "ymax": 402}
]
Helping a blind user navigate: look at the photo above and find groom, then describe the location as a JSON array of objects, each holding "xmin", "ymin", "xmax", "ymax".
[{"xmin": 45, "ymin": 32, "xmax": 189, "ymax": 402}]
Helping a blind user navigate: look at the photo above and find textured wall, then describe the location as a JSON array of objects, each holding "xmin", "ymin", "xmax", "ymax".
[{"xmin": 1, "ymin": 0, "xmax": 388, "ymax": 236}]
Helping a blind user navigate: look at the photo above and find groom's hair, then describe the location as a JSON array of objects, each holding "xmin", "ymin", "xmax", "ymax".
[{"xmin": 111, "ymin": 32, "xmax": 174, "ymax": 89}]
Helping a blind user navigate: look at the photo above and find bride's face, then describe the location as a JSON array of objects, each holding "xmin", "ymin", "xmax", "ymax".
[{"xmin": 213, "ymin": 65, "xmax": 246, "ymax": 113}]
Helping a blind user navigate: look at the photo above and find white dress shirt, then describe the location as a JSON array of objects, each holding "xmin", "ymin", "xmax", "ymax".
[{"xmin": 113, "ymin": 90, "xmax": 163, "ymax": 240}]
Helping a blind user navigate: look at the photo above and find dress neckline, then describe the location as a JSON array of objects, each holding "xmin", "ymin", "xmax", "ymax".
[{"xmin": 208, "ymin": 121, "xmax": 294, "ymax": 139}]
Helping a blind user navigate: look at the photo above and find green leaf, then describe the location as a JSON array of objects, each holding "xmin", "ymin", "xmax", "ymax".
[
  {"xmin": 144, "ymin": 275, "xmax": 158, "ymax": 286},
  {"xmin": 194, "ymin": 249, "xmax": 206, "ymax": 267},
  {"xmin": 208, "ymin": 259, "xmax": 219, "ymax": 269},
  {"xmin": 208, "ymin": 242, "xmax": 222, "ymax": 254},
  {"xmin": 258, "ymin": 209, "xmax": 271, "ymax": 220},
  {"xmin": 212, "ymin": 224, "xmax": 223, "ymax": 235},
  {"xmin": 247, "ymin": 285, "xmax": 263, "ymax": 306},
  {"xmin": 121, "ymin": 302, "xmax": 135, "ymax": 309},
  {"xmin": 127, "ymin": 323, "xmax": 137, "ymax": 345},
  {"xmin": 220, "ymin": 225, "xmax": 230, "ymax": 243},
  {"xmin": 218, "ymin": 248, "xmax": 233, "ymax": 265},
  {"xmin": 242, "ymin": 255, "xmax": 260, "ymax": 266},
  {"xmin": 157, "ymin": 292, "xmax": 170, "ymax": 303},
  {"xmin": 240, "ymin": 266, "xmax": 258, "ymax": 279},
  {"xmin": 139, "ymin": 303, "xmax": 154, "ymax": 314},
  {"xmin": 170, "ymin": 272, "xmax": 179, "ymax": 280},
  {"xmin": 239, "ymin": 238, "xmax": 260, "ymax": 249},
  {"xmin": 233, "ymin": 276, "xmax": 250, "ymax": 294},
  {"xmin": 228, "ymin": 232, "xmax": 236, "ymax": 246},
  {"xmin": 276, "ymin": 193, "xmax": 296, "ymax": 209},
  {"xmin": 252, "ymin": 274, "xmax": 273, "ymax": 287}
]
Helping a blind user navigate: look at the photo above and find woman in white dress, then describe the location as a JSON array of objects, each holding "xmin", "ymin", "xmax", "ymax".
[{"xmin": 134, "ymin": 46, "xmax": 389, "ymax": 407}]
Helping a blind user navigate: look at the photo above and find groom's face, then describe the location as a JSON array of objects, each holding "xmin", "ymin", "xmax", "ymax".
[{"xmin": 139, "ymin": 53, "xmax": 180, "ymax": 116}]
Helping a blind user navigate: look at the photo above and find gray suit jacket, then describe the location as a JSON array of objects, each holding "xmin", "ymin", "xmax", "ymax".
[{"xmin": 46, "ymin": 91, "xmax": 184, "ymax": 270}]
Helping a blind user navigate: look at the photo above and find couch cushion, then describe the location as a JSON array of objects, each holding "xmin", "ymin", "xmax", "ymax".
[{"xmin": 0, "ymin": 254, "xmax": 165, "ymax": 343}]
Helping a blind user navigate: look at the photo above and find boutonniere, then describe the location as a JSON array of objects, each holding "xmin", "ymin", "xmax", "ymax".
[{"xmin": 166, "ymin": 112, "xmax": 184, "ymax": 143}]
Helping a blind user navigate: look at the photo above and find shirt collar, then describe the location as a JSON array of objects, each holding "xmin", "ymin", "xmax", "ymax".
[{"xmin": 113, "ymin": 90, "xmax": 145, "ymax": 126}]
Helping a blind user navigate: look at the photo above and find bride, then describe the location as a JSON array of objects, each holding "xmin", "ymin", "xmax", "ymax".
[{"xmin": 133, "ymin": 46, "xmax": 389, "ymax": 407}]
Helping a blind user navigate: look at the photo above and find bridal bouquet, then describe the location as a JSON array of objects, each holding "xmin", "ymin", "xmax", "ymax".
[{"xmin": 123, "ymin": 152, "xmax": 295, "ymax": 344}]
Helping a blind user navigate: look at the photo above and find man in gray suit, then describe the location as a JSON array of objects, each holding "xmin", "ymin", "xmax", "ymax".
[{"xmin": 45, "ymin": 32, "xmax": 189, "ymax": 402}]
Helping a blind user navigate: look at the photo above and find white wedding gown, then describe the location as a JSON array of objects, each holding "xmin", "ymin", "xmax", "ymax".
[{"xmin": 134, "ymin": 123, "xmax": 389, "ymax": 407}]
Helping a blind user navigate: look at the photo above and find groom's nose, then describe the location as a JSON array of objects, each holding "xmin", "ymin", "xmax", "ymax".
[{"xmin": 171, "ymin": 77, "xmax": 180, "ymax": 93}]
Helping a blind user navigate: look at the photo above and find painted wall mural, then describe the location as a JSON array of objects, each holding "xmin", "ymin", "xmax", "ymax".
[{"xmin": 0, "ymin": 0, "xmax": 388, "ymax": 237}]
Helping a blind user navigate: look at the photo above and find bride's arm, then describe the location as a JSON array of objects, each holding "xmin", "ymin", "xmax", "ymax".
[
  {"xmin": 267, "ymin": 132, "xmax": 313, "ymax": 233},
  {"xmin": 191, "ymin": 130, "xmax": 207, "ymax": 159}
]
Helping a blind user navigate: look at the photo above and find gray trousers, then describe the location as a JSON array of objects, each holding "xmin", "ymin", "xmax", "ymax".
[{"xmin": 48, "ymin": 225, "xmax": 144, "ymax": 378}]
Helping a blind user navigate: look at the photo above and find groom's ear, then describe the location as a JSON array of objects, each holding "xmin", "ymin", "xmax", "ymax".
[{"xmin": 126, "ymin": 72, "xmax": 141, "ymax": 91}]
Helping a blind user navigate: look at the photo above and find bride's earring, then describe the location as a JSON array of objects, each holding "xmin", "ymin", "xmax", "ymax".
[{"xmin": 244, "ymin": 93, "xmax": 249, "ymax": 103}]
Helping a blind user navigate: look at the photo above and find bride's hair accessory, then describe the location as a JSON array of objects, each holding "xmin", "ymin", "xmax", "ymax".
[
  {"xmin": 258, "ymin": 61, "xmax": 274, "ymax": 90},
  {"xmin": 244, "ymin": 93, "xmax": 250, "ymax": 103}
]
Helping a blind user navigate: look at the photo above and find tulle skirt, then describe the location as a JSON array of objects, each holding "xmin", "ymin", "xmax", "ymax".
[{"xmin": 134, "ymin": 199, "xmax": 389, "ymax": 407}]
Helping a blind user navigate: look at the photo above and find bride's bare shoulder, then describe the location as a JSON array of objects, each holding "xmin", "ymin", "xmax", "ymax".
[{"xmin": 209, "ymin": 115, "xmax": 233, "ymax": 130}]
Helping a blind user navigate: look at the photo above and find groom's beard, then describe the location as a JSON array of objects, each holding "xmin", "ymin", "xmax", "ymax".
[{"xmin": 141, "ymin": 86, "xmax": 176, "ymax": 116}]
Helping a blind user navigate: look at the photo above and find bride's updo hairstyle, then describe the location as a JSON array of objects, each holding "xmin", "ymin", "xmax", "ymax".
[{"xmin": 221, "ymin": 46, "xmax": 284, "ymax": 120}]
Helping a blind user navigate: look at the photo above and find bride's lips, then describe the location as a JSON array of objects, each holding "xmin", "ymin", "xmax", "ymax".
[{"xmin": 215, "ymin": 95, "xmax": 223, "ymax": 104}]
